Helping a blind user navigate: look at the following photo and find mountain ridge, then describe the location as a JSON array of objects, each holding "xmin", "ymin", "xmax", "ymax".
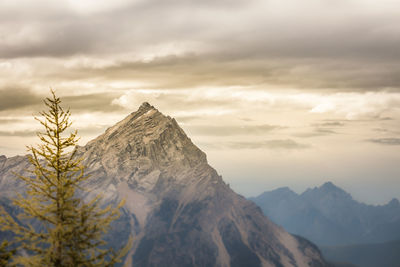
[
  {"xmin": 250, "ymin": 182, "xmax": 400, "ymax": 246},
  {"xmin": 0, "ymin": 103, "xmax": 329, "ymax": 267}
]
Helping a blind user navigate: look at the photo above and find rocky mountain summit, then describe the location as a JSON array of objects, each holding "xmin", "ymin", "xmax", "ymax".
[{"xmin": 0, "ymin": 103, "xmax": 329, "ymax": 267}]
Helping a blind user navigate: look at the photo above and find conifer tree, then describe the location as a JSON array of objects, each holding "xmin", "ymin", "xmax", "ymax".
[
  {"xmin": 0, "ymin": 240, "xmax": 16, "ymax": 266},
  {"xmin": 0, "ymin": 91, "xmax": 131, "ymax": 266}
]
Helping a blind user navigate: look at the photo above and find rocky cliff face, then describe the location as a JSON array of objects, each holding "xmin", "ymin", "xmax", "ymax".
[{"xmin": 0, "ymin": 103, "xmax": 329, "ymax": 267}]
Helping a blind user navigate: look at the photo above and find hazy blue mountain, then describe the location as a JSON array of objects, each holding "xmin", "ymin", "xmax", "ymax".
[
  {"xmin": 321, "ymin": 239, "xmax": 400, "ymax": 267},
  {"xmin": 250, "ymin": 182, "xmax": 400, "ymax": 246},
  {"xmin": 0, "ymin": 103, "xmax": 329, "ymax": 267}
]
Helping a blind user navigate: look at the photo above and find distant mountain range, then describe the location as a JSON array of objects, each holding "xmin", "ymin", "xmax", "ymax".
[
  {"xmin": 249, "ymin": 182, "xmax": 400, "ymax": 247},
  {"xmin": 321, "ymin": 239, "xmax": 400, "ymax": 267},
  {"xmin": 0, "ymin": 103, "xmax": 329, "ymax": 267}
]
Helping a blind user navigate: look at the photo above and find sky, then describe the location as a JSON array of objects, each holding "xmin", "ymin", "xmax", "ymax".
[{"xmin": 1, "ymin": 0, "xmax": 400, "ymax": 204}]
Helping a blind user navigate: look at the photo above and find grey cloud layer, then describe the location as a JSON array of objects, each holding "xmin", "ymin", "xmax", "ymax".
[
  {"xmin": 312, "ymin": 122, "xmax": 345, "ymax": 127},
  {"xmin": 0, "ymin": 86, "xmax": 122, "ymax": 113},
  {"xmin": 0, "ymin": 87, "xmax": 42, "ymax": 111},
  {"xmin": 2, "ymin": 0, "xmax": 400, "ymax": 61},
  {"xmin": 185, "ymin": 124, "xmax": 283, "ymax": 136},
  {"xmin": 0, "ymin": 130, "xmax": 37, "ymax": 137},
  {"xmin": 294, "ymin": 128, "xmax": 339, "ymax": 138},
  {"xmin": 1, "ymin": 0, "xmax": 400, "ymax": 91},
  {"xmin": 367, "ymin": 138, "xmax": 400, "ymax": 146},
  {"xmin": 62, "ymin": 93, "xmax": 123, "ymax": 112},
  {"xmin": 0, "ymin": 118, "xmax": 22, "ymax": 124},
  {"xmin": 201, "ymin": 139, "xmax": 310, "ymax": 150},
  {"xmin": 61, "ymin": 55, "xmax": 400, "ymax": 92}
]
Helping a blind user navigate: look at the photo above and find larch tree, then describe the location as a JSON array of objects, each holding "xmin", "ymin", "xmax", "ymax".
[
  {"xmin": 0, "ymin": 240, "xmax": 16, "ymax": 266},
  {"xmin": 0, "ymin": 91, "xmax": 131, "ymax": 266}
]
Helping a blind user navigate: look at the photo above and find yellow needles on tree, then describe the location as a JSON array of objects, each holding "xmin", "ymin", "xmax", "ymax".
[{"xmin": 0, "ymin": 90, "xmax": 131, "ymax": 266}]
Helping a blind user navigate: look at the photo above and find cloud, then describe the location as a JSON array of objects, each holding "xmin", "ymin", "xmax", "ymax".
[
  {"xmin": 307, "ymin": 92, "xmax": 400, "ymax": 120},
  {"xmin": 62, "ymin": 93, "xmax": 124, "ymax": 112},
  {"xmin": 0, "ymin": 130, "xmax": 37, "ymax": 137},
  {"xmin": 185, "ymin": 124, "xmax": 283, "ymax": 136},
  {"xmin": 294, "ymin": 128, "xmax": 338, "ymax": 138},
  {"xmin": 0, "ymin": 86, "xmax": 42, "ymax": 111},
  {"xmin": 108, "ymin": 87, "xmax": 399, "ymax": 125},
  {"xmin": 0, "ymin": 85, "xmax": 124, "ymax": 114},
  {"xmin": 201, "ymin": 139, "xmax": 310, "ymax": 150},
  {"xmin": 312, "ymin": 121, "xmax": 345, "ymax": 127},
  {"xmin": 367, "ymin": 138, "xmax": 400, "ymax": 146},
  {"xmin": 0, "ymin": 0, "xmax": 252, "ymax": 59},
  {"xmin": 315, "ymin": 128, "xmax": 337, "ymax": 134},
  {"xmin": 0, "ymin": 118, "xmax": 23, "ymax": 124},
  {"xmin": 174, "ymin": 115, "xmax": 202, "ymax": 123},
  {"xmin": 57, "ymin": 53, "xmax": 400, "ymax": 92},
  {"xmin": 373, "ymin": 128, "xmax": 389, "ymax": 133},
  {"xmin": 2, "ymin": 0, "xmax": 400, "ymax": 62},
  {"xmin": 1, "ymin": 0, "xmax": 400, "ymax": 92}
]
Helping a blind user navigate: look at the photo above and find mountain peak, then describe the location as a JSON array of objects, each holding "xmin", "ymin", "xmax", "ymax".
[
  {"xmin": 251, "ymin": 186, "xmax": 298, "ymax": 203},
  {"xmin": 276, "ymin": 186, "xmax": 291, "ymax": 191},
  {"xmin": 301, "ymin": 181, "xmax": 353, "ymax": 202},
  {"xmin": 138, "ymin": 102, "xmax": 155, "ymax": 112},
  {"xmin": 321, "ymin": 181, "xmax": 338, "ymax": 190},
  {"xmin": 80, "ymin": 103, "xmax": 208, "ymax": 186},
  {"xmin": 274, "ymin": 186, "xmax": 297, "ymax": 195},
  {"xmin": 388, "ymin": 198, "xmax": 400, "ymax": 207}
]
